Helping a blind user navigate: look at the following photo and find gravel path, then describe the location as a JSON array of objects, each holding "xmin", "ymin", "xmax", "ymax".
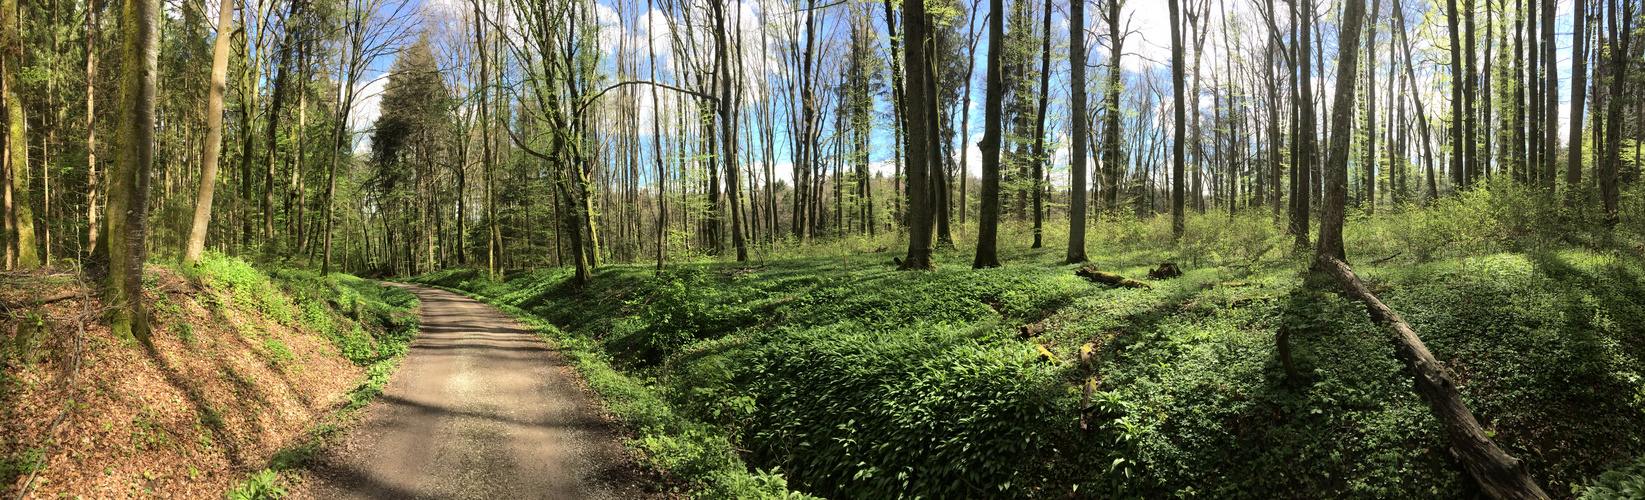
[{"xmin": 298, "ymin": 283, "xmax": 652, "ymax": 500}]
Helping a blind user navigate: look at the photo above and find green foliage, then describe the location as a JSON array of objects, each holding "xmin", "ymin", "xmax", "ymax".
[
  {"xmin": 1583, "ymin": 454, "xmax": 1645, "ymax": 499},
  {"xmin": 224, "ymin": 469, "xmax": 286, "ymax": 500},
  {"xmin": 415, "ymin": 215, "xmax": 1645, "ymax": 499},
  {"xmin": 195, "ymin": 254, "xmax": 419, "ymax": 495},
  {"xmin": 0, "ymin": 447, "xmax": 45, "ymax": 490},
  {"xmin": 194, "ymin": 251, "xmax": 296, "ymax": 324}
]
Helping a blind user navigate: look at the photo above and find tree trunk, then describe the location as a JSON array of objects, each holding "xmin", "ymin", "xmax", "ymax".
[
  {"xmin": 1065, "ymin": 0, "xmax": 1089, "ymax": 264},
  {"xmin": 1541, "ymin": 0, "xmax": 1557, "ymax": 189},
  {"xmin": 107, "ymin": 0, "xmax": 159, "ymax": 344},
  {"xmin": 1294, "ymin": 0, "xmax": 1315, "ymax": 249},
  {"xmin": 184, "ymin": 0, "xmax": 236, "ymax": 267},
  {"xmin": 1447, "ymin": 0, "xmax": 1464, "ymax": 190},
  {"xmin": 85, "ymin": 2, "xmax": 100, "ymax": 256},
  {"xmin": 1318, "ymin": 0, "xmax": 1365, "ymax": 262},
  {"xmin": 1170, "ymin": 0, "xmax": 1186, "ymax": 240},
  {"xmin": 901, "ymin": 0, "xmax": 937, "ymax": 270},
  {"xmin": 972, "ymin": 0, "xmax": 1004, "ymax": 269},
  {"xmin": 1315, "ymin": 255, "xmax": 1549, "ymax": 500},
  {"xmin": 1566, "ymin": 0, "xmax": 1588, "ymax": 203},
  {"xmin": 2, "ymin": 0, "xmax": 36, "ymax": 268},
  {"xmin": 1029, "ymin": 0, "xmax": 1052, "ymax": 249}
]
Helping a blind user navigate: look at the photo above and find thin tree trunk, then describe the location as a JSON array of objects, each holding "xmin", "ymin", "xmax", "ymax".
[
  {"xmin": 1065, "ymin": 0, "xmax": 1089, "ymax": 264},
  {"xmin": 184, "ymin": 0, "xmax": 236, "ymax": 267},
  {"xmin": 1319, "ymin": 0, "xmax": 1366, "ymax": 262},
  {"xmin": 85, "ymin": 2, "xmax": 100, "ymax": 256},
  {"xmin": 972, "ymin": 0, "xmax": 1004, "ymax": 269},
  {"xmin": 1567, "ymin": 0, "xmax": 1588, "ymax": 203},
  {"xmin": 1170, "ymin": 0, "xmax": 1186, "ymax": 240},
  {"xmin": 1029, "ymin": 0, "xmax": 1051, "ymax": 249}
]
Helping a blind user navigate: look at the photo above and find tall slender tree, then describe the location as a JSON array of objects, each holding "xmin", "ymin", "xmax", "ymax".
[
  {"xmin": 972, "ymin": 0, "xmax": 1004, "ymax": 269},
  {"xmin": 2, "ymin": 0, "xmax": 36, "ymax": 268},
  {"xmin": 184, "ymin": 0, "xmax": 238, "ymax": 267},
  {"xmin": 1170, "ymin": 0, "xmax": 1186, "ymax": 240},
  {"xmin": 1320, "ymin": 0, "xmax": 1367, "ymax": 261},
  {"xmin": 1065, "ymin": 0, "xmax": 1090, "ymax": 264},
  {"xmin": 1567, "ymin": 0, "xmax": 1589, "ymax": 202}
]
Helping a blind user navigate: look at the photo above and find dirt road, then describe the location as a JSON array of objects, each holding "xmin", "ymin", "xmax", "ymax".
[{"xmin": 299, "ymin": 283, "xmax": 652, "ymax": 500}]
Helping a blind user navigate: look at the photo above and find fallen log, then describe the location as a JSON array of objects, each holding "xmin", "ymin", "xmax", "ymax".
[
  {"xmin": 1315, "ymin": 254, "xmax": 1547, "ymax": 500},
  {"xmin": 1075, "ymin": 265, "xmax": 1151, "ymax": 289}
]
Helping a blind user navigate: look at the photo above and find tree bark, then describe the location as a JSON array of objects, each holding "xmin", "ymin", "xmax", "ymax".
[
  {"xmin": 1447, "ymin": 0, "xmax": 1464, "ymax": 190},
  {"xmin": 107, "ymin": 0, "xmax": 159, "ymax": 344},
  {"xmin": 1170, "ymin": 0, "xmax": 1186, "ymax": 241},
  {"xmin": 972, "ymin": 0, "xmax": 1004, "ymax": 269},
  {"xmin": 1540, "ymin": 0, "xmax": 1557, "ymax": 189},
  {"xmin": 1319, "ymin": 0, "xmax": 1366, "ymax": 262},
  {"xmin": 1315, "ymin": 254, "xmax": 1549, "ymax": 500},
  {"xmin": 1566, "ymin": 0, "xmax": 1588, "ymax": 203},
  {"xmin": 1065, "ymin": 0, "xmax": 1090, "ymax": 264},
  {"xmin": 901, "ymin": 0, "xmax": 937, "ymax": 270},
  {"xmin": 184, "ymin": 0, "xmax": 236, "ymax": 267},
  {"xmin": 1029, "ymin": 0, "xmax": 1052, "ymax": 249},
  {"xmin": 2, "ymin": 0, "xmax": 36, "ymax": 268},
  {"xmin": 85, "ymin": 2, "xmax": 100, "ymax": 256}
]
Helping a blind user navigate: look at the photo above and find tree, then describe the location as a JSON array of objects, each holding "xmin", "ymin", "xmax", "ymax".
[
  {"xmin": 711, "ymin": 0, "xmax": 749, "ymax": 262},
  {"xmin": 1319, "ymin": 0, "xmax": 1367, "ymax": 262},
  {"xmin": 1566, "ymin": 0, "xmax": 1588, "ymax": 203},
  {"xmin": 901, "ymin": 0, "xmax": 938, "ymax": 270},
  {"xmin": 1065, "ymin": 0, "xmax": 1090, "ymax": 264},
  {"xmin": 1599, "ymin": 0, "xmax": 1632, "ymax": 226},
  {"xmin": 184, "ymin": 0, "xmax": 237, "ymax": 267},
  {"xmin": 2, "ymin": 0, "xmax": 36, "ymax": 269},
  {"xmin": 1446, "ymin": 0, "xmax": 1464, "ymax": 189},
  {"xmin": 1028, "ymin": 0, "xmax": 1052, "ymax": 249},
  {"xmin": 1170, "ymin": 0, "xmax": 1186, "ymax": 240},
  {"xmin": 106, "ymin": 0, "xmax": 160, "ymax": 343},
  {"xmin": 1541, "ymin": 0, "xmax": 1556, "ymax": 188},
  {"xmin": 1102, "ymin": 0, "xmax": 1125, "ymax": 212},
  {"xmin": 971, "ymin": 0, "xmax": 1004, "ymax": 269}
]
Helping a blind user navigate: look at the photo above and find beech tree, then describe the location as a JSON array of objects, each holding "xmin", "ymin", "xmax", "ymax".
[
  {"xmin": 184, "ymin": 0, "xmax": 237, "ymax": 268},
  {"xmin": 972, "ymin": 0, "xmax": 1003, "ymax": 269},
  {"xmin": 106, "ymin": 0, "xmax": 159, "ymax": 343}
]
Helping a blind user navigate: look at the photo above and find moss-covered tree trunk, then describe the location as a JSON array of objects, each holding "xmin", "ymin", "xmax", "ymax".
[
  {"xmin": 107, "ymin": 0, "xmax": 159, "ymax": 344},
  {"xmin": 2, "ymin": 0, "xmax": 36, "ymax": 269}
]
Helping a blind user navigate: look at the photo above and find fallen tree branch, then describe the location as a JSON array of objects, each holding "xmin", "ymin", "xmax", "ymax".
[
  {"xmin": 1075, "ymin": 265, "xmax": 1151, "ymax": 289},
  {"xmin": 1315, "ymin": 254, "xmax": 1547, "ymax": 500},
  {"xmin": 1370, "ymin": 251, "xmax": 1404, "ymax": 264}
]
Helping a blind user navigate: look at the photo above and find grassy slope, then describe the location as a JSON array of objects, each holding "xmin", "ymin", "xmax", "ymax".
[
  {"xmin": 417, "ymin": 191, "xmax": 1645, "ymax": 499},
  {"xmin": 0, "ymin": 253, "xmax": 418, "ymax": 498}
]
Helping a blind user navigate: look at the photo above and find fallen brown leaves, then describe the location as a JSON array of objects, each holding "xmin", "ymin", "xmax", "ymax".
[{"xmin": 2, "ymin": 265, "xmax": 363, "ymax": 499}]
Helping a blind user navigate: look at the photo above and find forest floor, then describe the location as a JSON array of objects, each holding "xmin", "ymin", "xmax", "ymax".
[
  {"xmin": 295, "ymin": 283, "xmax": 655, "ymax": 500},
  {"xmin": 411, "ymin": 209, "xmax": 1645, "ymax": 498},
  {"xmin": 0, "ymin": 255, "xmax": 416, "ymax": 499}
]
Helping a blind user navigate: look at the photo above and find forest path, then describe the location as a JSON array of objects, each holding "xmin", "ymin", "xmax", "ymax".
[{"xmin": 297, "ymin": 283, "xmax": 652, "ymax": 500}]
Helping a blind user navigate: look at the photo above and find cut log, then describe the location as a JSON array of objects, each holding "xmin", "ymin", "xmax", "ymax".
[
  {"xmin": 1315, "ymin": 254, "xmax": 1547, "ymax": 500},
  {"xmin": 1075, "ymin": 265, "xmax": 1151, "ymax": 289}
]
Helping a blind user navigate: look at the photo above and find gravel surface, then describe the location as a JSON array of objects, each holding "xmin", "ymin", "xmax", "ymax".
[{"xmin": 297, "ymin": 283, "xmax": 653, "ymax": 500}]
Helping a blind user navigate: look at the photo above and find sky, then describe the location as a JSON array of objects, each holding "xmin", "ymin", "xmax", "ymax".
[{"xmin": 314, "ymin": 0, "xmax": 1592, "ymax": 188}]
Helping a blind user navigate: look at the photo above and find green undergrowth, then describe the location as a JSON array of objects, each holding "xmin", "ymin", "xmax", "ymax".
[
  {"xmin": 414, "ymin": 200, "xmax": 1645, "ymax": 498},
  {"xmin": 194, "ymin": 253, "xmax": 420, "ymax": 499}
]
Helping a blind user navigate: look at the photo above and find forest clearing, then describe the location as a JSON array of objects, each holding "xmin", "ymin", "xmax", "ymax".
[{"xmin": 1, "ymin": 0, "xmax": 1644, "ymax": 495}]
